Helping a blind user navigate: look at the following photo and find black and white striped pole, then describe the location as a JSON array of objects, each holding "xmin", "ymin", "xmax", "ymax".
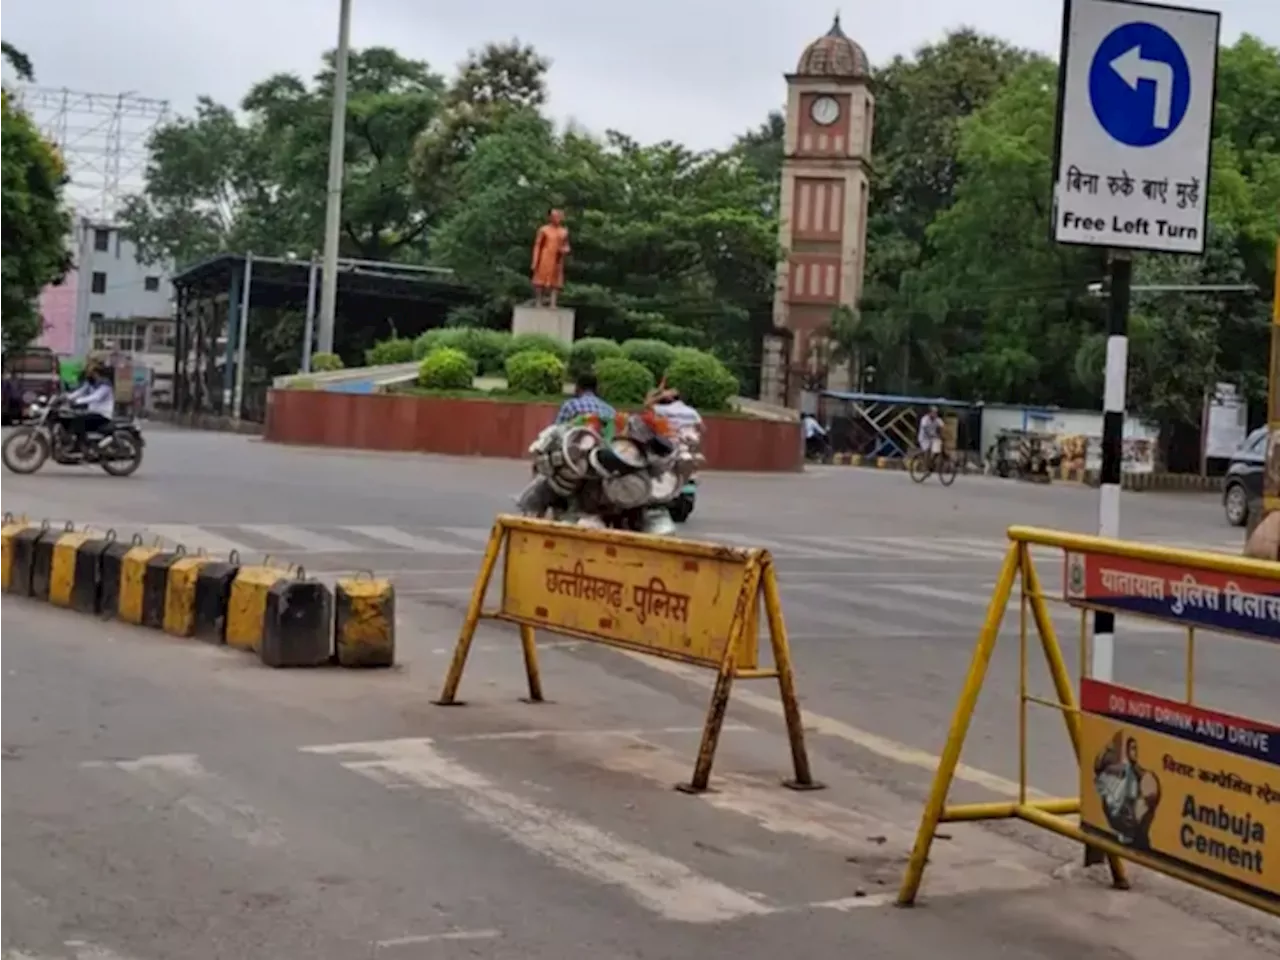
[
  {"xmin": 1092, "ymin": 250, "xmax": 1132, "ymax": 683},
  {"xmin": 1082, "ymin": 249, "xmax": 1131, "ymax": 870}
]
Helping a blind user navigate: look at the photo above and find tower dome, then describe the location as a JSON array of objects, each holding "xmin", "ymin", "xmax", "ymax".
[{"xmin": 795, "ymin": 14, "xmax": 870, "ymax": 79}]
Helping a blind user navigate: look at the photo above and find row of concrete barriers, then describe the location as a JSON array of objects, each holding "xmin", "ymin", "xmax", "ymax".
[{"xmin": 0, "ymin": 515, "xmax": 395, "ymax": 669}]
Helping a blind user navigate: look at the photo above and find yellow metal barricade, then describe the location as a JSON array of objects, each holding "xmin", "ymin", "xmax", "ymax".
[
  {"xmin": 437, "ymin": 515, "xmax": 819, "ymax": 793},
  {"xmin": 899, "ymin": 526, "xmax": 1280, "ymax": 917}
]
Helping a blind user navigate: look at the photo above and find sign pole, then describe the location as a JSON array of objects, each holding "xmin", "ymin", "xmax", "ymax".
[
  {"xmin": 1265, "ymin": 243, "xmax": 1280, "ymax": 517},
  {"xmin": 1091, "ymin": 250, "xmax": 1131, "ymax": 684},
  {"xmin": 1048, "ymin": 0, "xmax": 1219, "ymax": 869}
]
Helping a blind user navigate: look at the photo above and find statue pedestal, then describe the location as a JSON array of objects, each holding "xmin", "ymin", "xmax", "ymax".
[{"xmin": 512, "ymin": 304, "xmax": 575, "ymax": 344}]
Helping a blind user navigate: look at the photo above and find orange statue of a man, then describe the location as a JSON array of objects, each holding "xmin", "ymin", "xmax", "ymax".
[{"xmin": 530, "ymin": 209, "xmax": 570, "ymax": 308}]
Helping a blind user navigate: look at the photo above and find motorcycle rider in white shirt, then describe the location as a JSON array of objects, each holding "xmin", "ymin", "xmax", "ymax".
[{"xmin": 64, "ymin": 366, "xmax": 115, "ymax": 449}]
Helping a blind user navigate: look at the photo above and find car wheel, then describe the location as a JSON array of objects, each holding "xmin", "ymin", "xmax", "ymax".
[{"xmin": 1224, "ymin": 482, "xmax": 1249, "ymax": 527}]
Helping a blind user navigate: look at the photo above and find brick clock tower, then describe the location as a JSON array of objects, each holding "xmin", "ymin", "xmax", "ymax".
[{"xmin": 761, "ymin": 15, "xmax": 874, "ymax": 407}]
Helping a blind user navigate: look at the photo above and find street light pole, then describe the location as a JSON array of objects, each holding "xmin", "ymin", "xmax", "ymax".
[{"xmin": 315, "ymin": 0, "xmax": 353, "ymax": 356}]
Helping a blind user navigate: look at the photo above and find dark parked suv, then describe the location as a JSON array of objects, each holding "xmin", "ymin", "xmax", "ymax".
[{"xmin": 1222, "ymin": 425, "xmax": 1268, "ymax": 526}]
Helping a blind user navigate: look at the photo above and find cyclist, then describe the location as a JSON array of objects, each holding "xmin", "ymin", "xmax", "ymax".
[{"xmin": 918, "ymin": 405, "xmax": 945, "ymax": 471}]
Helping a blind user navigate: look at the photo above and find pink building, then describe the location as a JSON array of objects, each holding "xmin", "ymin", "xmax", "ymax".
[{"xmin": 36, "ymin": 266, "xmax": 79, "ymax": 354}]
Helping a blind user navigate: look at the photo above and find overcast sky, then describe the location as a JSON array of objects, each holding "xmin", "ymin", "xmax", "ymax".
[{"xmin": 3, "ymin": 0, "xmax": 1277, "ymax": 150}]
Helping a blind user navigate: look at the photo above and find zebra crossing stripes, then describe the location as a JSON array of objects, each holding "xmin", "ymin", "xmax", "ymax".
[{"xmin": 48, "ymin": 520, "xmax": 1243, "ymax": 565}]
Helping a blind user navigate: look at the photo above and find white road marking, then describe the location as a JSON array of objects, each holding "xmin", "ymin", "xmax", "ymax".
[
  {"xmin": 300, "ymin": 737, "xmax": 772, "ymax": 923},
  {"xmin": 795, "ymin": 582, "xmax": 972, "ymax": 626},
  {"xmin": 340, "ymin": 525, "xmax": 477, "ymax": 555},
  {"xmin": 785, "ymin": 535, "xmax": 924, "ymax": 559},
  {"xmin": 612, "ymin": 651, "xmax": 1033, "ymax": 798},
  {"xmin": 374, "ymin": 930, "xmax": 501, "ymax": 949},
  {"xmin": 88, "ymin": 753, "xmax": 284, "ymax": 849},
  {"xmin": 900, "ymin": 538, "xmax": 1009, "ymax": 560},
  {"xmin": 445, "ymin": 724, "xmax": 750, "ymax": 742},
  {"xmin": 64, "ymin": 943, "xmax": 148, "ymax": 960},
  {"xmin": 138, "ymin": 524, "xmax": 254, "ymax": 560},
  {"xmin": 878, "ymin": 582, "xmax": 991, "ymax": 607},
  {"xmin": 721, "ymin": 536, "xmax": 853, "ymax": 558},
  {"xmin": 436, "ymin": 526, "xmax": 497, "ymax": 546},
  {"xmin": 250, "ymin": 524, "xmax": 363, "ymax": 553}
]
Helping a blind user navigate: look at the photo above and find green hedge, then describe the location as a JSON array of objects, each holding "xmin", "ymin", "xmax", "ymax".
[
  {"xmin": 505, "ymin": 349, "xmax": 567, "ymax": 396},
  {"xmin": 568, "ymin": 337, "xmax": 622, "ymax": 379},
  {"xmin": 621, "ymin": 339, "xmax": 677, "ymax": 380},
  {"xmin": 310, "ymin": 352, "xmax": 344, "ymax": 372},
  {"xmin": 418, "ymin": 347, "xmax": 477, "ymax": 390},
  {"xmin": 412, "ymin": 328, "xmax": 511, "ymax": 375},
  {"xmin": 663, "ymin": 348, "xmax": 738, "ymax": 411},
  {"xmin": 505, "ymin": 332, "xmax": 569, "ymax": 363},
  {"xmin": 594, "ymin": 356, "xmax": 655, "ymax": 406},
  {"xmin": 366, "ymin": 337, "xmax": 415, "ymax": 365}
]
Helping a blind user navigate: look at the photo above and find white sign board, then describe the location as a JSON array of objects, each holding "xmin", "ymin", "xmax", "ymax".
[
  {"xmin": 1203, "ymin": 381, "xmax": 1247, "ymax": 460},
  {"xmin": 1052, "ymin": 0, "xmax": 1220, "ymax": 254}
]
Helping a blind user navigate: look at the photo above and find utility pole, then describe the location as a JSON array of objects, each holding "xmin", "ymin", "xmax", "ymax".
[{"xmin": 315, "ymin": 0, "xmax": 353, "ymax": 356}]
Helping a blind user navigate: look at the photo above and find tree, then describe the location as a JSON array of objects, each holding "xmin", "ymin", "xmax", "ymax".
[
  {"xmin": 432, "ymin": 119, "xmax": 777, "ymax": 383},
  {"xmin": 2, "ymin": 41, "xmax": 35, "ymax": 81},
  {"xmin": 243, "ymin": 47, "xmax": 446, "ymax": 261},
  {"xmin": 119, "ymin": 97, "xmax": 265, "ymax": 267},
  {"xmin": 411, "ymin": 41, "xmax": 550, "ymax": 208},
  {"xmin": 884, "ymin": 59, "xmax": 1101, "ymax": 403},
  {"xmin": 2, "ymin": 89, "xmax": 72, "ymax": 352}
]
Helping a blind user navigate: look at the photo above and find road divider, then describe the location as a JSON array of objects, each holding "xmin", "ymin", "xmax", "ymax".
[
  {"xmin": 162, "ymin": 553, "xmax": 210, "ymax": 637},
  {"xmin": 335, "ymin": 575, "xmax": 396, "ymax": 667},
  {"xmin": 436, "ymin": 514, "xmax": 821, "ymax": 793},
  {"xmin": 2, "ymin": 515, "xmax": 394, "ymax": 670},
  {"xmin": 899, "ymin": 526, "xmax": 1279, "ymax": 918},
  {"xmin": 2, "ymin": 516, "xmax": 43, "ymax": 595}
]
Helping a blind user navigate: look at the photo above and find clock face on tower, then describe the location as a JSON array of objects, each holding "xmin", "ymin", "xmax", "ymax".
[{"xmin": 809, "ymin": 95, "xmax": 840, "ymax": 126}]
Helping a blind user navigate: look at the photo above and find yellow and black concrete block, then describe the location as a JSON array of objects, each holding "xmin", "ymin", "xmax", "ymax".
[
  {"xmin": 48, "ymin": 526, "xmax": 98, "ymax": 609},
  {"xmin": 8, "ymin": 522, "xmax": 51, "ymax": 599},
  {"xmin": 226, "ymin": 564, "xmax": 291, "ymax": 653},
  {"xmin": 116, "ymin": 542, "xmax": 164, "ymax": 625},
  {"xmin": 163, "ymin": 554, "xmax": 212, "ymax": 638},
  {"xmin": 141, "ymin": 549, "xmax": 186, "ymax": 630},
  {"xmin": 141, "ymin": 549, "xmax": 186, "ymax": 629},
  {"xmin": 192, "ymin": 557, "xmax": 242, "ymax": 644},
  {"xmin": 335, "ymin": 577, "xmax": 396, "ymax": 668},
  {"xmin": 99, "ymin": 534, "xmax": 143, "ymax": 618},
  {"xmin": 260, "ymin": 575, "xmax": 334, "ymax": 668},
  {"xmin": 0, "ymin": 514, "xmax": 36, "ymax": 599},
  {"xmin": 29, "ymin": 522, "xmax": 75, "ymax": 601},
  {"xmin": 69, "ymin": 531, "xmax": 119, "ymax": 615}
]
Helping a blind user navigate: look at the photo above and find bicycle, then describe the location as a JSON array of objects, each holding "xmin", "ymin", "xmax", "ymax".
[{"xmin": 908, "ymin": 445, "xmax": 958, "ymax": 486}]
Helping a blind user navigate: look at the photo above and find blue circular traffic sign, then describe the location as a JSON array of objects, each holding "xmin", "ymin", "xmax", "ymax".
[{"xmin": 1088, "ymin": 21, "xmax": 1191, "ymax": 147}]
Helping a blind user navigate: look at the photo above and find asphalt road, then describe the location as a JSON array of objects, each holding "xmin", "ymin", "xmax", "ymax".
[{"xmin": 3, "ymin": 426, "xmax": 1278, "ymax": 960}]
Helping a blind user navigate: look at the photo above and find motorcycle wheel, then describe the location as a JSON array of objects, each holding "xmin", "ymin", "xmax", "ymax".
[
  {"xmin": 669, "ymin": 494, "xmax": 694, "ymax": 523},
  {"xmin": 99, "ymin": 430, "xmax": 144, "ymax": 477},
  {"xmin": 2, "ymin": 428, "xmax": 50, "ymax": 474}
]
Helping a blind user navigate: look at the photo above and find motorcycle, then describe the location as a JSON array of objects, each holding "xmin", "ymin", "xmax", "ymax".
[
  {"xmin": 515, "ymin": 412, "xmax": 702, "ymax": 534},
  {"xmin": 668, "ymin": 424, "xmax": 700, "ymax": 523},
  {"xmin": 2, "ymin": 394, "xmax": 145, "ymax": 477},
  {"xmin": 984, "ymin": 430, "xmax": 1059, "ymax": 483}
]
